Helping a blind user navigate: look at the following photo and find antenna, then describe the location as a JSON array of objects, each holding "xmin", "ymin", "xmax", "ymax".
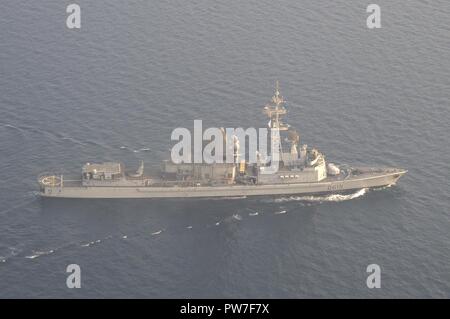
[{"xmin": 263, "ymin": 81, "xmax": 288, "ymax": 130}]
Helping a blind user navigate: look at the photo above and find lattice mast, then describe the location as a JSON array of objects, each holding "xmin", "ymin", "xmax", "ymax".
[{"xmin": 263, "ymin": 81, "xmax": 289, "ymax": 131}]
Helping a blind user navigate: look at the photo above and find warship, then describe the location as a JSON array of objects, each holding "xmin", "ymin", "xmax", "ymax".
[{"xmin": 38, "ymin": 83, "xmax": 406, "ymax": 199}]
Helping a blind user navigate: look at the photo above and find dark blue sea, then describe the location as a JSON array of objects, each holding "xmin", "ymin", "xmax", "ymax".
[{"xmin": 1, "ymin": 1, "xmax": 449, "ymax": 298}]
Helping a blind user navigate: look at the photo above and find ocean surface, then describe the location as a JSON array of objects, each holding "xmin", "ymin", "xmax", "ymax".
[{"xmin": 1, "ymin": 1, "xmax": 449, "ymax": 298}]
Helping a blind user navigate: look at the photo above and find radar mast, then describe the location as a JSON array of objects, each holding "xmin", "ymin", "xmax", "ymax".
[{"xmin": 263, "ymin": 81, "xmax": 289, "ymax": 131}]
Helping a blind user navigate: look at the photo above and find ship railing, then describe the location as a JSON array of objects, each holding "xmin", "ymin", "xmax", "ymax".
[
  {"xmin": 152, "ymin": 179, "xmax": 232, "ymax": 187},
  {"xmin": 62, "ymin": 179, "xmax": 83, "ymax": 187}
]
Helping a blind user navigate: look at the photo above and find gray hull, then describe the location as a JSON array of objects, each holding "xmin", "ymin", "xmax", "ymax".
[{"xmin": 40, "ymin": 169, "xmax": 406, "ymax": 199}]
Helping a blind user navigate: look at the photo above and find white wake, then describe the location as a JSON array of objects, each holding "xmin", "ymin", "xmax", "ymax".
[{"xmin": 273, "ymin": 188, "xmax": 368, "ymax": 203}]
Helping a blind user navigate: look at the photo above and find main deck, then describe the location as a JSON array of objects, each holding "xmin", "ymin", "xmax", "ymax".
[{"xmin": 39, "ymin": 168, "xmax": 406, "ymax": 199}]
